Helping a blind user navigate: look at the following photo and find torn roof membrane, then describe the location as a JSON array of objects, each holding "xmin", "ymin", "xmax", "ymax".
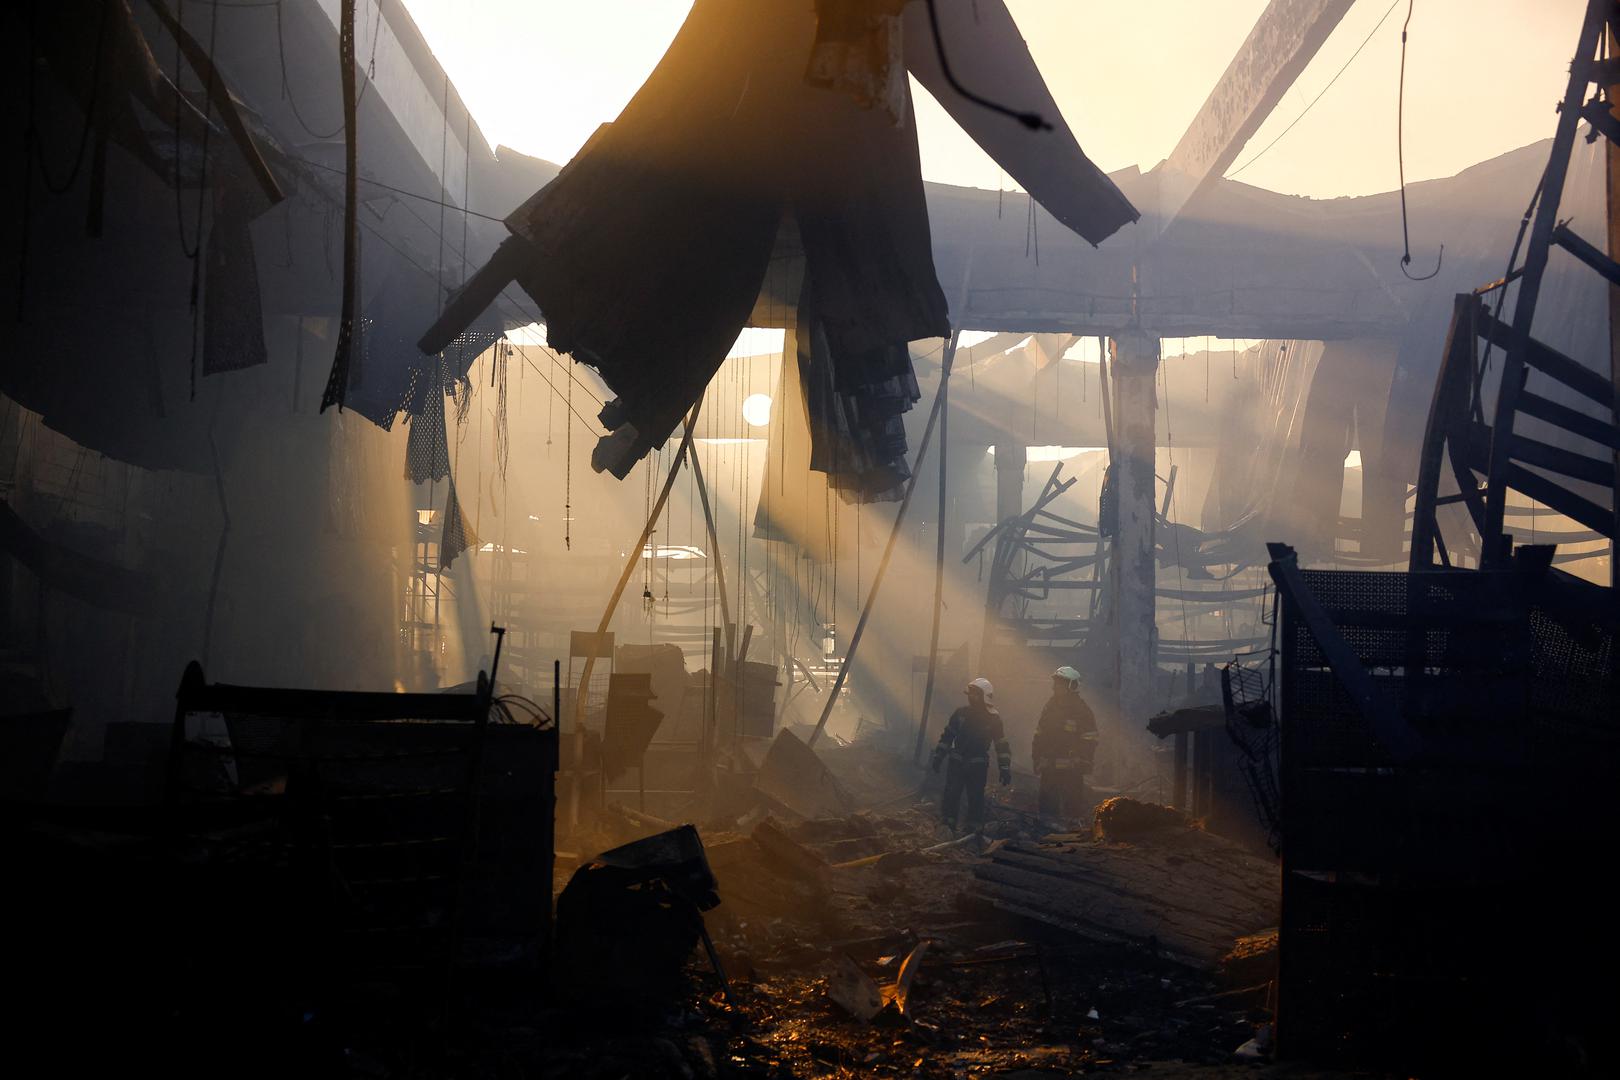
[
  {"xmin": 901, "ymin": 0, "xmax": 1138, "ymax": 246},
  {"xmin": 427, "ymin": 0, "xmax": 1139, "ymax": 488}
]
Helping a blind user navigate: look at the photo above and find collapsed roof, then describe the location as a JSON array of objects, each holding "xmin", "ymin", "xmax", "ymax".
[{"xmin": 423, "ymin": 0, "xmax": 1138, "ymax": 499}]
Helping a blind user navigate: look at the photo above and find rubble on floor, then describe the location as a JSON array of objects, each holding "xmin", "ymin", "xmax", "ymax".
[
  {"xmin": 554, "ymin": 825, "xmax": 724, "ymax": 1009},
  {"xmin": 524, "ymin": 738, "xmax": 1300, "ymax": 1078},
  {"xmin": 971, "ymin": 802, "xmax": 1279, "ymax": 970}
]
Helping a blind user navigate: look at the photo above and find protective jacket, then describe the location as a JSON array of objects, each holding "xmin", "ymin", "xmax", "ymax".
[
  {"xmin": 933, "ymin": 702, "xmax": 1012, "ymax": 779},
  {"xmin": 1032, "ymin": 691, "xmax": 1097, "ymax": 772}
]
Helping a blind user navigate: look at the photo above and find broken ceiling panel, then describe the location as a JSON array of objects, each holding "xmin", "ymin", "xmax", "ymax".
[
  {"xmin": 432, "ymin": 0, "xmax": 1141, "ymax": 494},
  {"xmin": 499, "ymin": 0, "xmax": 947, "ymax": 483},
  {"xmin": 902, "ymin": 0, "xmax": 1138, "ymax": 247}
]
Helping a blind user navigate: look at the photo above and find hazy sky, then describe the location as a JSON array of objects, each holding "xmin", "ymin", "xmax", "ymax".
[{"xmin": 400, "ymin": 0, "xmax": 1585, "ymax": 199}]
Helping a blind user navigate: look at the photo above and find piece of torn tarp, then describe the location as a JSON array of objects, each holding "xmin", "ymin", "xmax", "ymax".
[
  {"xmin": 345, "ymin": 266, "xmax": 507, "ymax": 432},
  {"xmin": 427, "ymin": 0, "xmax": 1136, "ymax": 493},
  {"xmin": 438, "ymin": 478, "xmax": 479, "ymax": 571},
  {"xmin": 26, "ymin": 0, "xmax": 287, "ymax": 379},
  {"xmin": 901, "ymin": 0, "xmax": 1136, "ymax": 245},
  {"xmin": 508, "ymin": 0, "xmax": 945, "ymax": 483},
  {"xmin": 754, "ymin": 728, "xmax": 852, "ymax": 820}
]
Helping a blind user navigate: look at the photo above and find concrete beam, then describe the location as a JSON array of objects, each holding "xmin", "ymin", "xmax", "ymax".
[
  {"xmin": 1157, "ymin": 0, "xmax": 1355, "ymax": 233},
  {"xmin": 993, "ymin": 443, "xmax": 1029, "ymax": 522},
  {"xmin": 1109, "ymin": 334, "xmax": 1160, "ymax": 775}
]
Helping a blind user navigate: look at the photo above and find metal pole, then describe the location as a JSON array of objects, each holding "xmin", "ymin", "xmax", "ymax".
[
  {"xmin": 707, "ymin": 626, "xmax": 722, "ymax": 764},
  {"xmin": 572, "ymin": 406, "xmax": 702, "ymax": 729},
  {"xmin": 808, "ymin": 342, "xmax": 956, "ymax": 747},
  {"xmin": 1481, "ymin": 2, "xmax": 1608, "ymax": 566},
  {"xmin": 914, "ymin": 330, "xmax": 959, "ymax": 764},
  {"xmin": 686, "ymin": 444, "xmax": 736, "ymax": 664},
  {"xmin": 1607, "ymin": 24, "xmax": 1620, "ymax": 592}
]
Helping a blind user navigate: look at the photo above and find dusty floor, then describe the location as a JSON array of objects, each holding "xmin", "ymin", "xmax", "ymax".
[{"xmin": 485, "ymin": 741, "xmax": 1374, "ymax": 1080}]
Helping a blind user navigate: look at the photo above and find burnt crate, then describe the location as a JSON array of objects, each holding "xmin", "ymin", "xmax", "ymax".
[
  {"xmin": 168, "ymin": 662, "xmax": 560, "ymax": 991},
  {"xmin": 1275, "ymin": 566, "xmax": 1615, "ymax": 1070}
]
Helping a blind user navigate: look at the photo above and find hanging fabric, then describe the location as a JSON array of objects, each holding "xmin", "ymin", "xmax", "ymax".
[
  {"xmin": 403, "ymin": 359, "xmax": 451, "ymax": 484},
  {"xmin": 439, "ymin": 478, "xmax": 479, "ymax": 571}
]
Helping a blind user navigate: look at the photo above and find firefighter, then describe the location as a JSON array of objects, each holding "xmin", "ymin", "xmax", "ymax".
[
  {"xmin": 1032, "ymin": 665, "xmax": 1097, "ymax": 820},
  {"xmin": 930, "ymin": 677, "xmax": 1012, "ymax": 831}
]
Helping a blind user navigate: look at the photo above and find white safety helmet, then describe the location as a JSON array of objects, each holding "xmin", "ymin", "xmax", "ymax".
[
  {"xmin": 965, "ymin": 677, "xmax": 995, "ymax": 702},
  {"xmin": 1052, "ymin": 666, "xmax": 1081, "ymax": 691}
]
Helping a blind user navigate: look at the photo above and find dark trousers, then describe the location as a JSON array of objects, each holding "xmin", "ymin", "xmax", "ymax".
[
  {"xmin": 1037, "ymin": 766, "xmax": 1088, "ymax": 820},
  {"xmin": 941, "ymin": 755, "xmax": 988, "ymax": 830}
]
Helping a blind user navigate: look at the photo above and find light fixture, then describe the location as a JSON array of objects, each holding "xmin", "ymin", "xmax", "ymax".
[
  {"xmin": 985, "ymin": 446, "xmax": 1105, "ymax": 462},
  {"xmin": 641, "ymin": 544, "xmax": 707, "ymax": 560},
  {"xmin": 741, "ymin": 393, "xmax": 773, "ymax": 428}
]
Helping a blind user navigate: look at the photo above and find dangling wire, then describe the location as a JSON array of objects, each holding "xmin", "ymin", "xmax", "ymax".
[
  {"xmin": 921, "ymin": 0, "xmax": 1051, "ymax": 130},
  {"xmin": 545, "ymin": 342, "xmax": 554, "ymax": 453},
  {"xmin": 662, "ymin": 449, "xmax": 674, "ymax": 615},
  {"xmin": 642, "ymin": 448, "xmax": 656, "ymax": 618},
  {"xmin": 1397, "ymin": 0, "xmax": 1442, "ymax": 281},
  {"xmin": 495, "ymin": 342, "xmax": 510, "ymax": 480},
  {"xmin": 175, "ymin": 0, "xmax": 220, "ymax": 401},
  {"xmin": 564, "ymin": 367, "xmax": 572, "ymax": 551}
]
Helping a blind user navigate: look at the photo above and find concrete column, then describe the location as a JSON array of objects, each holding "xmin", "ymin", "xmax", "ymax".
[
  {"xmin": 992, "ymin": 443, "xmax": 1027, "ymax": 522},
  {"xmin": 1110, "ymin": 334, "xmax": 1159, "ymax": 778}
]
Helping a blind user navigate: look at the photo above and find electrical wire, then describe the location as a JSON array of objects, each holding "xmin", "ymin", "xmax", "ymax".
[
  {"xmin": 922, "ymin": 0, "xmax": 1051, "ymax": 131},
  {"xmin": 1227, "ymin": 0, "xmax": 1403, "ymax": 179},
  {"xmin": 1396, "ymin": 0, "xmax": 1442, "ymax": 280},
  {"xmin": 507, "ymin": 343, "xmax": 602, "ymax": 433},
  {"xmin": 273, "ymin": 0, "xmax": 383, "ymax": 141},
  {"xmin": 294, "ymin": 157, "xmax": 615, "ymax": 417}
]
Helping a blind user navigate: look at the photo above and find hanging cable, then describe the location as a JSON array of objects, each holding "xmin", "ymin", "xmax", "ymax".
[
  {"xmin": 274, "ymin": 0, "xmax": 380, "ymax": 140},
  {"xmin": 564, "ymin": 366, "xmax": 573, "ymax": 550},
  {"xmin": 1228, "ymin": 0, "xmax": 1402, "ymax": 178},
  {"xmin": 18, "ymin": 1, "xmax": 112, "ymax": 320},
  {"xmin": 921, "ymin": 0, "xmax": 1050, "ymax": 131},
  {"xmin": 509, "ymin": 343, "xmax": 604, "ymax": 433},
  {"xmin": 179, "ymin": 0, "xmax": 222, "ymax": 400},
  {"xmin": 1396, "ymin": 0, "xmax": 1442, "ymax": 280},
  {"xmin": 643, "ymin": 449, "xmax": 656, "ymax": 617}
]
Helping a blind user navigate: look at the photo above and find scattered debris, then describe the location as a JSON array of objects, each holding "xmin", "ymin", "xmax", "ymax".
[
  {"xmin": 973, "ymin": 814, "xmax": 1278, "ymax": 970},
  {"xmin": 826, "ymin": 939, "xmax": 932, "ymax": 1025},
  {"xmin": 554, "ymin": 825, "xmax": 722, "ymax": 1008},
  {"xmin": 887, "ymin": 938, "xmax": 931, "ymax": 1019},
  {"xmin": 1091, "ymin": 795, "xmax": 1192, "ymax": 841},
  {"xmin": 828, "ymin": 953, "xmax": 885, "ymax": 1021},
  {"xmin": 1220, "ymin": 927, "xmax": 1279, "ymax": 988}
]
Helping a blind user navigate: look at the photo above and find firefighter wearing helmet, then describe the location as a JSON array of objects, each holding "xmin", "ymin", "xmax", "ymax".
[
  {"xmin": 930, "ymin": 677, "xmax": 1012, "ymax": 832},
  {"xmin": 1032, "ymin": 665, "xmax": 1098, "ymax": 819}
]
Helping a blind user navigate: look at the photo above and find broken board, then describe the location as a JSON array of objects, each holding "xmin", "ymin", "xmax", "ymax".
[
  {"xmin": 970, "ymin": 830, "xmax": 1278, "ymax": 970},
  {"xmin": 754, "ymin": 728, "xmax": 851, "ymax": 820}
]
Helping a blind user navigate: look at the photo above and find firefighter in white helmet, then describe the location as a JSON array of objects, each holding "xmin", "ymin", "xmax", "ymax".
[
  {"xmin": 1032, "ymin": 665, "xmax": 1098, "ymax": 819},
  {"xmin": 930, "ymin": 677, "xmax": 1012, "ymax": 831}
]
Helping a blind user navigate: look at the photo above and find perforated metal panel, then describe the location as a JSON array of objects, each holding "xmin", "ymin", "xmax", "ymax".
[{"xmin": 1276, "ymin": 566, "xmax": 1616, "ymax": 1067}]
